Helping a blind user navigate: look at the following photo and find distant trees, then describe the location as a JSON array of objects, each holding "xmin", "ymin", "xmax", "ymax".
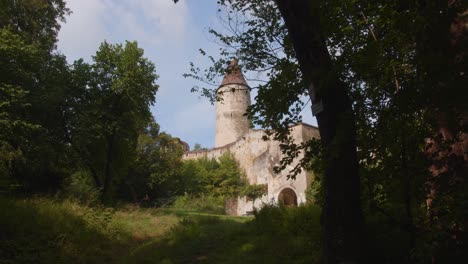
[
  {"xmin": 122, "ymin": 120, "xmax": 186, "ymax": 204},
  {"xmin": 123, "ymin": 147, "xmax": 257, "ymax": 207},
  {"xmin": 179, "ymin": 153, "xmax": 248, "ymax": 198},
  {"xmin": 1, "ymin": 0, "xmax": 257, "ymax": 208}
]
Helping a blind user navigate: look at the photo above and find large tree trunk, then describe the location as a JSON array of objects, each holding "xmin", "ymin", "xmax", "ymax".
[{"xmin": 275, "ymin": 1, "xmax": 364, "ymax": 263}]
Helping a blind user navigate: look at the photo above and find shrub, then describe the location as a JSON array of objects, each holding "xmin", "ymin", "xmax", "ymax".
[
  {"xmin": 171, "ymin": 193, "xmax": 225, "ymax": 214},
  {"xmin": 253, "ymin": 203, "xmax": 321, "ymax": 242},
  {"xmin": 60, "ymin": 170, "xmax": 100, "ymax": 205},
  {"xmin": 252, "ymin": 203, "xmax": 322, "ymax": 263}
]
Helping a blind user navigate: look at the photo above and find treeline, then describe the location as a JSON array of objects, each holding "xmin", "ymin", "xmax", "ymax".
[
  {"xmin": 128, "ymin": 152, "xmax": 265, "ymax": 208},
  {"xmin": 0, "ymin": 0, "xmax": 262, "ymax": 207},
  {"xmin": 0, "ymin": 1, "xmax": 150, "ymax": 204},
  {"xmin": 0, "ymin": 0, "xmax": 161, "ymax": 202}
]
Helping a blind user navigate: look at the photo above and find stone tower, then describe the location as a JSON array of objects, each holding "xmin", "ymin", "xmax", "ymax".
[{"xmin": 215, "ymin": 60, "xmax": 251, "ymax": 147}]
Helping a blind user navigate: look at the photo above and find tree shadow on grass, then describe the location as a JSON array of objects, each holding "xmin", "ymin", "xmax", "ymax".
[
  {"xmin": 1, "ymin": 199, "xmax": 322, "ymax": 264},
  {"xmin": 0, "ymin": 198, "xmax": 136, "ymax": 264},
  {"xmin": 126, "ymin": 212, "xmax": 321, "ymax": 264}
]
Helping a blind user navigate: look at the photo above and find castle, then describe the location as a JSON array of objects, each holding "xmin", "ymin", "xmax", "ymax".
[{"xmin": 183, "ymin": 60, "xmax": 319, "ymax": 215}]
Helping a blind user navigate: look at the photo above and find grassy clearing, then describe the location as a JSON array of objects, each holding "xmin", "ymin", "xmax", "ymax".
[{"xmin": 0, "ymin": 198, "xmax": 321, "ymax": 264}]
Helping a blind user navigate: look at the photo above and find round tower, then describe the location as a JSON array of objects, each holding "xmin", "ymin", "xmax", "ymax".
[{"xmin": 215, "ymin": 59, "xmax": 251, "ymax": 148}]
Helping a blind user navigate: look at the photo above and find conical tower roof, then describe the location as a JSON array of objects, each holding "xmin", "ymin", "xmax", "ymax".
[{"xmin": 219, "ymin": 59, "xmax": 248, "ymax": 87}]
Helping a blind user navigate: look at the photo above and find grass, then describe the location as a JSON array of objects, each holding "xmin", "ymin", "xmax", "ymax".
[{"xmin": 0, "ymin": 197, "xmax": 321, "ymax": 264}]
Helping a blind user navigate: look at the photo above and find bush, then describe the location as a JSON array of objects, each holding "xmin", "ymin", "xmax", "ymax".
[
  {"xmin": 178, "ymin": 152, "xmax": 247, "ymax": 198},
  {"xmin": 252, "ymin": 203, "xmax": 322, "ymax": 263},
  {"xmin": 60, "ymin": 170, "xmax": 100, "ymax": 205},
  {"xmin": 171, "ymin": 193, "xmax": 225, "ymax": 214},
  {"xmin": 253, "ymin": 203, "xmax": 321, "ymax": 237}
]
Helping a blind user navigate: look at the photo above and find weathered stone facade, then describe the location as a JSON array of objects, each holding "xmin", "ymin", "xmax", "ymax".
[
  {"xmin": 183, "ymin": 60, "xmax": 320, "ymax": 215},
  {"xmin": 215, "ymin": 83, "xmax": 251, "ymax": 148}
]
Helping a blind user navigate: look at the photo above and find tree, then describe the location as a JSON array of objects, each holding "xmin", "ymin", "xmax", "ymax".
[
  {"xmin": 0, "ymin": 0, "xmax": 69, "ymax": 51},
  {"xmin": 179, "ymin": 152, "xmax": 248, "ymax": 198},
  {"xmin": 0, "ymin": 0, "xmax": 72, "ymax": 192},
  {"xmin": 0, "ymin": 29, "xmax": 39, "ymax": 183},
  {"xmin": 122, "ymin": 120, "xmax": 186, "ymax": 205},
  {"xmin": 193, "ymin": 143, "xmax": 202, "ymax": 150},
  {"xmin": 173, "ymin": 0, "xmax": 467, "ymax": 261},
  {"xmin": 319, "ymin": 2, "xmax": 466, "ymax": 261},
  {"xmin": 240, "ymin": 183, "xmax": 267, "ymax": 206},
  {"xmin": 274, "ymin": 2, "xmax": 364, "ymax": 262},
  {"xmin": 67, "ymin": 41, "xmax": 159, "ymax": 201},
  {"xmin": 176, "ymin": 0, "xmax": 364, "ymax": 262}
]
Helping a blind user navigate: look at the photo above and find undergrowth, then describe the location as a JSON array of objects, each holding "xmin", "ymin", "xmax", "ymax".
[
  {"xmin": 171, "ymin": 193, "xmax": 225, "ymax": 214},
  {"xmin": 0, "ymin": 197, "xmax": 322, "ymax": 264}
]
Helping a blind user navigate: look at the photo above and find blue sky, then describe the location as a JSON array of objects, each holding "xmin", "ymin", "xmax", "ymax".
[{"xmin": 58, "ymin": 0, "xmax": 316, "ymax": 149}]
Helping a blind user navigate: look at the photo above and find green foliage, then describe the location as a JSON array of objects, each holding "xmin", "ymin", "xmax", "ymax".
[
  {"xmin": 5, "ymin": 196, "xmax": 447, "ymax": 263},
  {"xmin": 1, "ymin": 0, "xmax": 164, "ymax": 204},
  {"xmin": 161, "ymin": 152, "xmax": 266, "ymax": 212},
  {"xmin": 193, "ymin": 143, "xmax": 202, "ymax": 150},
  {"xmin": 60, "ymin": 170, "xmax": 101, "ymax": 206},
  {"xmin": 179, "ymin": 152, "xmax": 246, "ymax": 198},
  {"xmin": 1, "ymin": 197, "xmax": 323, "ymax": 263},
  {"xmin": 240, "ymin": 183, "xmax": 267, "ymax": 202},
  {"xmin": 253, "ymin": 203, "xmax": 321, "ymax": 243},
  {"xmin": 67, "ymin": 41, "xmax": 159, "ymax": 201},
  {"xmin": 172, "ymin": 193, "xmax": 225, "ymax": 214},
  {"xmin": 187, "ymin": 1, "xmax": 466, "ymax": 261},
  {"xmin": 185, "ymin": 0, "xmax": 309, "ymax": 178},
  {"xmin": 121, "ymin": 123, "xmax": 185, "ymax": 205},
  {"xmin": 0, "ymin": 197, "xmax": 179, "ymax": 263},
  {"xmin": 207, "ymin": 153, "xmax": 246, "ymax": 197},
  {"xmin": 249, "ymin": 204, "xmax": 322, "ymax": 263},
  {"xmin": 305, "ymin": 176, "xmax": 323, "ymax": 206},
  {"xmin": 320, "ymin": 1, "xmax": 466, "ymax": 261},
  {"xmin": 0, "ymin": 0, "xmax": 74, "ymax": 193},
  {"xmin": 127, "ymin": 203, "xmax": 322, "ymax": 264},
  {"xmin": 0, "ymin": 0, "xmax": 70, "ymax": 51}
]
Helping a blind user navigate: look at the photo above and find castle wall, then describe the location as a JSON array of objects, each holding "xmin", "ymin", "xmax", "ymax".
[
  {"xmin": 215, "ymin": 84, "xmax": 251, "ymax": 147},
  {"xmin": 183, "ymin": 123, "xmax": 320, "ymax": 215}
]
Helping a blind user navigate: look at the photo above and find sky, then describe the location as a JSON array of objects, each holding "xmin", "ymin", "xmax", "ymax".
[{"xmin": 58, "ymin": 0, "xmax": 316, "ymax": 149}]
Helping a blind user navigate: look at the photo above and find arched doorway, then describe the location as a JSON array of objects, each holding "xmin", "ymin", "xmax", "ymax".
[{"xmin": 277, "ymin": 187, "xmax": 298, "ymax": 207}]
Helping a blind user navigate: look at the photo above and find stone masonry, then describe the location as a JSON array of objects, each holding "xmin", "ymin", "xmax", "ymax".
[{"xmin": 183, "ymin": 60, "xmax": 320, "ymax": 215}]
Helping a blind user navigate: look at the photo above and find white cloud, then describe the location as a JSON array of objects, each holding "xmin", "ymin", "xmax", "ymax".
[
  {"xmin": 58, "ymin": 0, "xmax": 108, "ymax": 60},
  {"xmin": 58, "ymin": 0, "xmax": 190, "ymax": 61},
  {"xmin": 137, "ymin": 0, "xmax": 189, "ymax": 41},
  {"xmin": 57, "ymin": 0, "xmax": 220, "ymax": 148}
]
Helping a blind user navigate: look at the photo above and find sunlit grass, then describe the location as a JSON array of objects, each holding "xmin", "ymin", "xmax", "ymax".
[{"xmin": 0, "ymin": 197, "xmax": 321, "ymax": 264}]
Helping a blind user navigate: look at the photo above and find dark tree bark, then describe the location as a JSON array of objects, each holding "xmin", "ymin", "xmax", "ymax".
[
  {"xmin": 423, "ymin": 0, "xmax": 467, "ymax": 218},
  {"xmin": 63, "ymin": 124, "xmax": 102, "ymax": 188},
  {"xmin": 275, "ymin": 1, "xmax": 364, "ymax": 263},
  {"xmin": 102, "ymin": 127, "xmax": 117, "ymax": 201},
  {"xmin": 416, "ymin": 1, "xmax": 467, "ymax": 261}
]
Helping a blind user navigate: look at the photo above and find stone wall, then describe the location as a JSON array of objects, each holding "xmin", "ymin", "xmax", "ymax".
[{"xmin": 183, "ymin": 123, "xmax": 320, "ymax": 215}]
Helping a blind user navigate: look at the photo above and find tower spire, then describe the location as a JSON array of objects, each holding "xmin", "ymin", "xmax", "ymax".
[{"xmin": 219, "ymin": 59, "xmax": 248, "ymax": 87}]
